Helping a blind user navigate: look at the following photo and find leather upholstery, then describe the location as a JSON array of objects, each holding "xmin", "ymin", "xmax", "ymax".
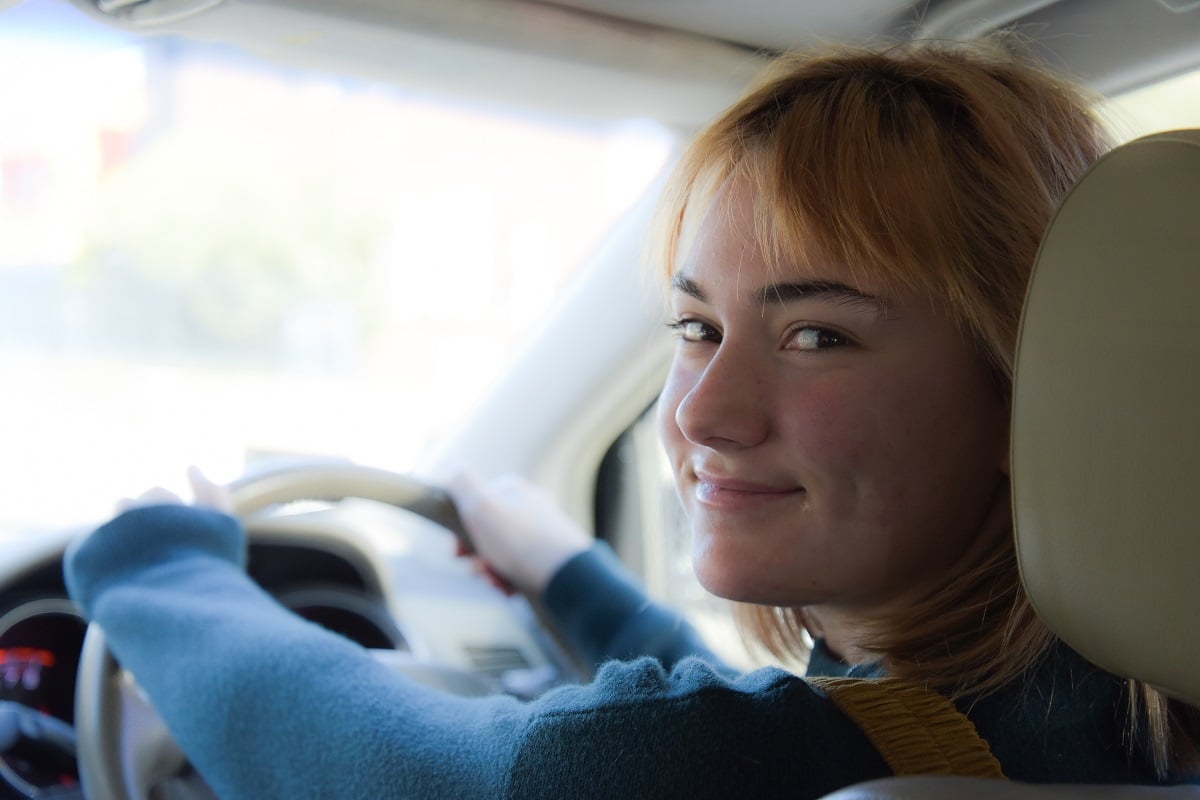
[{"xmin": 1011, "ymin": 129, "xmax": 1200, "ymax": 709}]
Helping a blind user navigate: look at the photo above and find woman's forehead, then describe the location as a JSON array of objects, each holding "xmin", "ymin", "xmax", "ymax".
[
  {"xmin": 671, "ymin": 144, "xmax": 954, "ymax": 307},
  {"xmin": 677, "ymin": 171, "xmax": 896, "ymax": 300}
]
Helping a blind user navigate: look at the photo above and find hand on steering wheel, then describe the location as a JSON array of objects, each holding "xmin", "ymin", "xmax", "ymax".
[
  {"xmin": 114, "ymin": 466, "xmax": 232, "ymax": 516},
  {"xmin": 74, "ymin": 464, "xmax": 496, "ymax": 800}
]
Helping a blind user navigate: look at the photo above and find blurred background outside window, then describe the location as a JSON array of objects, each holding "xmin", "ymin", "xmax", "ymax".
[{"xmin": 0, "ymin": 2, "xmax": 676, "ymax": 536}]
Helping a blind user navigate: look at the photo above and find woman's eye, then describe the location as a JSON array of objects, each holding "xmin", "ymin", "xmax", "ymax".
[
  {"xmin": 790, "ymin": 326, "xmax": 849, "ymax": 351},
  {"xmin": 667, "ymin": 319, "xmax": 719, "ymax": 343}
]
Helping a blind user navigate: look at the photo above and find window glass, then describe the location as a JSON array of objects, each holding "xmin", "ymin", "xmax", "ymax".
[
  {"xmin": 1102, "ymin": 66, "xmax": 1200, "ymax": 140},
  {"xmin": 0, "ymin": 2, "xmax": 675, "ymax": 536}
]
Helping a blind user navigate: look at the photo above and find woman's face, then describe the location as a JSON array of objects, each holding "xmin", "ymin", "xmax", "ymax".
[{"xmin": 658, "ymin": 175, "xmax": 1010, "ymax": 617}]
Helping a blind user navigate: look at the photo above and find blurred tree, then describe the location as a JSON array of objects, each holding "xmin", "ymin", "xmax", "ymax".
[{"xmin": 72, "ymin": 122, "xmax": 391, "ymax": 365}]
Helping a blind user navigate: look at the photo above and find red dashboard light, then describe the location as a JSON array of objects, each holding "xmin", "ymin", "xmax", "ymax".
[{"xmin": 0, "ymin": 647, "xmax": 56, "ymax": 667}]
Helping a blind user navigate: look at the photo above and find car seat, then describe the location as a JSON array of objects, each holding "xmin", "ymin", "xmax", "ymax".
[{"xmin": 818, "ymin": 128, "xmax": 1200, "ymax": 798}]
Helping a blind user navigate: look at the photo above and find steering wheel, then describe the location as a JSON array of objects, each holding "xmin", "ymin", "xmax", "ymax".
[{"xmin": 73, "ymin": 464, "xmax": 493, "ymax": 800}]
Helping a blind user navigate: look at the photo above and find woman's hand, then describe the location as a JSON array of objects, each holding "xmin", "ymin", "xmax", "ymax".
[
  {"xmin": 116, "ymin": 466, "xmax": 233, "ymax": 515},
  {"xmin": 446, "ymin": 470, "xmax": 591, "ymax": 597}
]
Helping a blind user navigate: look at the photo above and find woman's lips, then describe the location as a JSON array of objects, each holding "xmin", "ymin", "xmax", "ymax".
[{"xmin": 692, "ymin": 472, "xmax": 803, "ymax": 509}]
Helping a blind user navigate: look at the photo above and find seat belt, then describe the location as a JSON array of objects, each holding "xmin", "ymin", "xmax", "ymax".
[{"xmin": 809, "ymin": 677, "xmax": 1006, "ymax": 779}]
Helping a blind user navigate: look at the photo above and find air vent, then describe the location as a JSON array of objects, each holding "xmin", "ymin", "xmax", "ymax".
[{"xmin": 462, "ymin": 644, "xmax": 531, "ymax": 678}]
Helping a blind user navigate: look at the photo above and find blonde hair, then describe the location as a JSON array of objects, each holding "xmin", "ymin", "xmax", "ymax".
[{"xmin": 652, "ymin": 39, "xmax": 1199, "ymax": 776}]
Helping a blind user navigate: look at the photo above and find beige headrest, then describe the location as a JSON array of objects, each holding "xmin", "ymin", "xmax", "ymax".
[{"xmin": 1012, "ymin": 129, "xmax": 1200, "ymax": 708}]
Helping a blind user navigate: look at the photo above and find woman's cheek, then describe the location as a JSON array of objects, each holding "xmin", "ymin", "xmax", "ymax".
[{"xmin": 777, "ymin": 374, "xmax": 883, "ymax": 471}]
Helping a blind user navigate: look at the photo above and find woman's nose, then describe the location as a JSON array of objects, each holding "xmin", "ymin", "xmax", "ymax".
[{"xmin": 672, "ymin": 346, "xmax": 771, "ymax": 449}]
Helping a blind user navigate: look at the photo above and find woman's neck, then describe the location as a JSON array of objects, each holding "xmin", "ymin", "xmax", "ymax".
[{"xmin": 803, "ymin": 606, "xmax": 873, "ymax": 665}]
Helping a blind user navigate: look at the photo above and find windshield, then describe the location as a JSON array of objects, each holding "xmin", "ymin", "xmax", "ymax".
[{"xmin": 0, "ymin": 1, "xmax": 676, "ymax": 537}]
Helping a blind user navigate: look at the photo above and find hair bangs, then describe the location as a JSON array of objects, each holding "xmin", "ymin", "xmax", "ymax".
[{"xmin": 749, "ymin": 78, "xmax": 972, "ymax": 304}]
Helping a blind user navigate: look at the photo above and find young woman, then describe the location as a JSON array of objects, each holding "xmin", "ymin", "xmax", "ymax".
[{"xmin": 65, "ymin": 40, "xmax": 1200, "ymax": 799}]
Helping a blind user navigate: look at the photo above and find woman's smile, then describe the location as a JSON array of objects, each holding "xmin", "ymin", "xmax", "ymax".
[{"xmin": 692, "ymin": 470, "xmax": 804, "ymax": 510}]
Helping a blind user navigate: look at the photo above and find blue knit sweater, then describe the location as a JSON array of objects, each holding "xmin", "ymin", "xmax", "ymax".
[{"xmin": 64, "ymin": 506, "xmax": 1188, "ymax": 799}]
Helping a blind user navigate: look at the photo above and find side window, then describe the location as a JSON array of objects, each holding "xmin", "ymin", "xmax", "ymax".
[
  {"xmin": 595, "ymin": 401, "xmax": 763, "ymax": 670},
  {"xmin": 1103, "ymin": 66, "xmax": 1200, "ymax": 140}
]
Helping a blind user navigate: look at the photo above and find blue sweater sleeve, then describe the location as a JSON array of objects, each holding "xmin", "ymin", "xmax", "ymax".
[
  {"xmin": 541, "ymin": 542, "xmax": 727, "ymax": 672},
  {"xmin": 64, "ymin": 505, "xmax": 889, "ymax": 800},
  {"xmin": 65, "ymin": 506, "xmax": 529, "ymax": 799}
]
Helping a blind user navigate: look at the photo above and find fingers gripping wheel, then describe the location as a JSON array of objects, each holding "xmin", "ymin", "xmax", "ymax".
[{"xmin": 74, "ymin": 464, "xmax": 476, "ymax": 800}]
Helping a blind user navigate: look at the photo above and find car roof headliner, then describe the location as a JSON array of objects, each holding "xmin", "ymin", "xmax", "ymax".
[{"xmin": 51, "ymin": 0, "xmax": 1200, "ymax": 128}]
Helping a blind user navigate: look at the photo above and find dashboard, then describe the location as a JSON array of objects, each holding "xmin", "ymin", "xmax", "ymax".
[{"xmin": 0, "ymin": 499, "xmax": 573, "ymax": 799}]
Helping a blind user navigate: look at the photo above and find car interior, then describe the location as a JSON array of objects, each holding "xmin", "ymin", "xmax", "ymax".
[{"xmin": 1, "ymin": 0, "xmax": 1199, "ymax": 798}]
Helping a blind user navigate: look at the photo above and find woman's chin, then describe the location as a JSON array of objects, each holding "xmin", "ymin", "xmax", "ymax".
[
  {"xmin": 692, "ymin": 552, "xmax": 778, "ymax": 604},
  {"xmin": 691, "ymin": 536, "xmax": 825, "ymax": 607}
]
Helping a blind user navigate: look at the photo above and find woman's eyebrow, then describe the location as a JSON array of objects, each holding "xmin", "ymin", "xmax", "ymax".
[
  {"xmin": 756, "ymin": 280, "xmax": 886, "ymax": 312},
  {"xmin": 670, "ymin": 273, "xmax": 885, "ymax": 313},
  {"xmin": 670, "ymin": 273, "xmax": 707, "ymax": 301}
]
